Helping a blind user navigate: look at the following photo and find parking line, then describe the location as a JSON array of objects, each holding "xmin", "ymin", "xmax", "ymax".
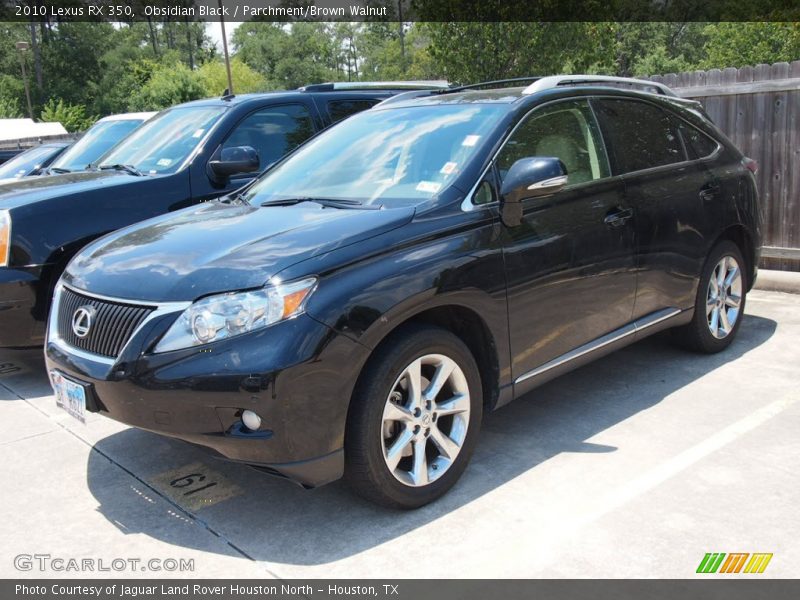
[{"xmin": 507, "ymin": 392, "xmax": 798, "ymax": 571}]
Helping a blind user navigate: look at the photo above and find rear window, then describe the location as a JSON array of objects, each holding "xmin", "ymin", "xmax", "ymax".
[{"xmin": 592, "ymin": 98, "xmax": 686, "ymax": 174}]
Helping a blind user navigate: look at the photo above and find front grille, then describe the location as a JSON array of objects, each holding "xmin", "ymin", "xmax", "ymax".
[{"xmin": 57, "ymin": 287, "xmax": 155, "ymax": 358}]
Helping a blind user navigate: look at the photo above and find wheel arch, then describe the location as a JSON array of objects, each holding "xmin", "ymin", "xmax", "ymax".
[
  {"xmin": 715, "ymin": 224, "xmax": 757, "ymax": 291},
  {"xmin": 351, "ymin": 300, "xmax": 503, "ymax": 413}
]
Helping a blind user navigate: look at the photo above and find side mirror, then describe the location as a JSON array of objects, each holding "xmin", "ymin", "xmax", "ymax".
[
  {"xmin": 209, "ymin": 146, "xmax": 260, "ymax": 180},
  {"xmin": 500, "ymin": 157, "xmax": 568, "ymax": 227}
]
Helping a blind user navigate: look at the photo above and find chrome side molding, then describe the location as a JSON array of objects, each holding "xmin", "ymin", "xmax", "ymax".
[{"xmin": 514, "ymin": 307, "xmax": 683, "ymax": 384}]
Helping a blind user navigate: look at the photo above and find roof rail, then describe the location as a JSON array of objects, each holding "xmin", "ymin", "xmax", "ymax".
[
  {"xmin": 447, "ymin": 77, "xmax": 543, "ymax": 92},
  {"xmin": 373, "ymin": 89, "xmax": 442, "ymax": 108},
  {"xmin": 298, "ymin": 81, "xmax": 450, "ymax": 92},
  {"xmin": 522, "ymin": 75, "xmax": 677, "ymax": 97}
]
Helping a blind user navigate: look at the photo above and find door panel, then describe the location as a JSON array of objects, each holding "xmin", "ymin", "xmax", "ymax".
[
  {"xmin": 500, "ymin": 99, "xmax": 637, "ymax": 389},
  {"xmin": 592, "ymin": 98, "xmax": 723, "ymax": 318},
  {"xmin": 623, "ymin": 163, "xmax": 720, "ymax": 316}
]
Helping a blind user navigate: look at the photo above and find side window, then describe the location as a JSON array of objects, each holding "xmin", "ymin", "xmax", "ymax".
[
  {"xmin": 674, "ymin": 118, "xmax": 719, "ymax": 160},
  {"xmin": 496, "ymin": 99, "xmax": 610, "ymax": 187},
  {"xmin": 327, "ymin": 100, "xmax": 378, "ymax": 124},
  {"xmin": 592, "ymin": 98, "xmax": 686, "ymax": 174},
  {"xmin": 223, "ymin": 104, "xmax": 315, "ymax": 171},
  {"xmin": 473, "ymin": 180, "xmax": 495, "ymax": 205}
]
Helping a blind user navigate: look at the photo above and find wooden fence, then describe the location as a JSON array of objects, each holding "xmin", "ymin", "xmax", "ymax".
[{"xmin": 650, "ymin": 61, "xmax": 800, "ymax": 272}]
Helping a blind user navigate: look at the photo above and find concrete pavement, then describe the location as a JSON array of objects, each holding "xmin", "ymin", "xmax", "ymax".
[{"xmin": 1, "ymin": 290, "xmax": 798, "ymax": 579}]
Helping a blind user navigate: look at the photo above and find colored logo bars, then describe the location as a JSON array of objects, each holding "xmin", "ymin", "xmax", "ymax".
[{"xmin": 697, "ymin": 552, "xmax": 773, "ymax": 574}]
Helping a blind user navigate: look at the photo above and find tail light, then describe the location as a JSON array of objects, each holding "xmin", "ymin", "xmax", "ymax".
[{"xmin": 742, "ymin": 157, "xmax": 758, "ymax": 174}]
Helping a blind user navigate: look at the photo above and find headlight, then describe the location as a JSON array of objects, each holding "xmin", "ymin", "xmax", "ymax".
[
  {"xmin": 154, "ymin": 277, "xmax": 317, "ymax": 353},
  {"xmin": 0, "ymin": 211, "xmax": 10, "ymax": 267}
]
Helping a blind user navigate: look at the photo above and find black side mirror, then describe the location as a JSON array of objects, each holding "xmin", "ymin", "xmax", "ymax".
[
  {"xmin": 209, "ymin": 146, "xmax": 260, "ymax": 180},
  {"xmin": 500, "ymin": 157, "xmax": 568, "ymax": 227}
]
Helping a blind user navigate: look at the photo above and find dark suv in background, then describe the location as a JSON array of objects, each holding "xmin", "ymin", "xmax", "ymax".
[
  {"xmin": 0, "ymin": 83, "xmax": 445, "ymax": 347},
  {"xmin": 45, "ymin": 75, "xmax": 760, "ymax": 508}
]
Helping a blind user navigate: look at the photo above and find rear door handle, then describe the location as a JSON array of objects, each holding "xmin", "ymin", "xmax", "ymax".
[
  {"xmin": 604, "ymin": 207, "xmax": 633, "ymax": 228},
  {"xmin": 699, "ymin": 184, "xmax": 720, "ymax": 201}
]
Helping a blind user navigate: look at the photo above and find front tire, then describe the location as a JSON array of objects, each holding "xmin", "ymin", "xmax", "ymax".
[
  {"xmin": 673, "ymin": 240, "xmax": 747, "ymax": 353},
  {"xmin": 344, "ymin": 325, "xmax": 483, "ymax": 509}
]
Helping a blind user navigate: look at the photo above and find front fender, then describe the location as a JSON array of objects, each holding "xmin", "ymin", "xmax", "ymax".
[{"xmin": 294, "ymin": 210, "xmax": 512, "ymax": 395}]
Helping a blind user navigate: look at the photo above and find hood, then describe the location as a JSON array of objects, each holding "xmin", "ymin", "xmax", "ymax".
[
  {"xmin": 0, "ymin": 170, "xmax": 139, "ymax": 209},
  {"xmin": 66, "ymin": 201, "xmax": 415, "ymax": 302}
]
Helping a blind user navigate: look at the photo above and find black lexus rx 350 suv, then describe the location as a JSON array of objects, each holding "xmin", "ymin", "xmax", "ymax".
[{"xmin": 45, "ymin": 76, "xmax": 761, "ymax": 508}]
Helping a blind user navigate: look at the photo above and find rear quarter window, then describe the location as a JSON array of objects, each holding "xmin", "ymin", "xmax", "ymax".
[
  {"xmin": 326, "ymin": 100, "xmax": 379, "ymax": 124},
  {"xmin": 674, "ymin": 118, "xmax": 720, "ymax": 159},
  {"xmin": 592, "ymin": 98, "xmax": 687, "ymax": 174}
]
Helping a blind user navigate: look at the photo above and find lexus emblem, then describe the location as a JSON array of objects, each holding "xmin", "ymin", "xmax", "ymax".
[{"xmin": 71, "ymin": 306, "xmax": 95, "ymax": 338}]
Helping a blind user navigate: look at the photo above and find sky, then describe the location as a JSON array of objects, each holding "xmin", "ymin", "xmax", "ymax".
[{"xmin": 205, "ymin": 21, "xmax": 243, "ymax": 53}]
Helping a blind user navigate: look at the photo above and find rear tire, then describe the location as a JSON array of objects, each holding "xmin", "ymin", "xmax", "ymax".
[
  {"xmin": 344, "ymin": 325, "xmax": 482, "ymax": 509},
  {"xmin": 672, "ymin": 240, "xmax": 747, "ymax": 354}
]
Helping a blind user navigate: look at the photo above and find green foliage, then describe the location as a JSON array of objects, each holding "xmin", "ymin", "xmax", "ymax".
[
  {"xmin": 420, "ymin": 22, "xmax": 618, "ymax": 83},
  {"xmin": 0, "ymin": 74, "xmax": 25, "ymax": 117},
  {"xmin": 701, "ymin": 23, "xmax": 800, "ymax": 69},
  {"xmin": 198, "ymin": 58, "xmax": 267, "ymax": 96},
  {"xmin": 39, "ymin": 98, "xmax": 97, "ymax": 132},
  {"xmin": 0, "ymin": 96, "xmax": 22, "ymax": 118},
  {"xmin": 128, "ymin": 62, "xmax": 207, "ymax": 111},
  {"xmin": 1, "ymin": 20, "xmax": 799, "ymax": 124}
]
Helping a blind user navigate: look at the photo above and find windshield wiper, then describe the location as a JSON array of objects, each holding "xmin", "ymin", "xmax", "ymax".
[
  {"xmin": 48, "ymin": 167, "xmax": 71, "ymax": 174},
  {"xmin": 260, "ymin": 197, "xmax": 380, "ymax": 210},
  {"xmin": 97, "ymin": 163, "xmax": 143, "ymax": 177}
]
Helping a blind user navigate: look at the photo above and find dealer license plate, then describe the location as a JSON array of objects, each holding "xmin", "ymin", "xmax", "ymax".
[{"xmin": 50, "ymin": 371, "xmax": 87, "ymax": 423}]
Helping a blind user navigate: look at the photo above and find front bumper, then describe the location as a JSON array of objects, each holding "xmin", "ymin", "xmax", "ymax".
[
  {"xmin": 45, "ymin": 306, "xmax": 371, "ymax": 488},
  {"xmin": 0, "ymin": 267, "xmax": 44, "ymax": 347}
]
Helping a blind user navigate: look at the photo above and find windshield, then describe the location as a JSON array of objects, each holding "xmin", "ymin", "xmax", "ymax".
[
  {"xmin": 97, "ymin": 106, "xmax": 226, "ymax": 175},
  {"xmin": 50, "ymin": 119, "xmax": 145, "ymax": 172},
  {"xmin": 0, "ymin": 145, "xmax": 63, "ymax": 179},
  {"xmin": 242, "ymin": 104, "xmax": 506, "ymax": 206}
]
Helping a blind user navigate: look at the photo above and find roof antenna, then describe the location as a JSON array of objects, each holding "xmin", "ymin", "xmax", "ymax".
[{"xmin": 221, "ymin": 88, "xmax": 235, "ymax": 101}]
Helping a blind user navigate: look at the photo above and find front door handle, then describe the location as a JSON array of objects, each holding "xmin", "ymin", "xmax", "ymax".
[{"xmin": 604, "ymin": 207, "xmax": 633, "ymax": 228}]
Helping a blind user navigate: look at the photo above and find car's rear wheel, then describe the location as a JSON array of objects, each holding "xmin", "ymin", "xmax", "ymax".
[
  {"xmin": 345, "ymin": 325, "xmax": 482, "ymax": 509},
  {"xmin": 673, "ymin": 240, "xmax": 747, "ymax": 353}
]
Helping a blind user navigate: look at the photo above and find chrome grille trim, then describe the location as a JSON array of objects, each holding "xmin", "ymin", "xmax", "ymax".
[
  {"xmin": 48, "ymin": 284, "xmax": 191, "ymax": 363},
  {"xmin": 56, "ymin": 287, "xmax": 154, "ymax": 358}
]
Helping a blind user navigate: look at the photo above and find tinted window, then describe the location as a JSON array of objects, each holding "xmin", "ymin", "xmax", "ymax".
[
  {"xmin": 327, "ymin": 100, "xmax": 377, "ymax": 124},
  {"xmin": 593, "ymin": 99, "xmax": 686, "ymax": 174},
  {"xmin": 0, "ymin": 145, "xmax": 63, "ymax": 179},
  {"xmin": 497, "ymin": 99, "xmax": 609, "ymax": 186},
  {"xmin": 51, "ymin": 119, "xmax": 144, "ymax": 172},
  {"xmin": 99, "ymin": 106, "xmax": 226, "ymax": 174},
  {"xmin": 675, "ymin": 119, "xmax": 719, "ymax": 159},
  {"xmin": 224, "ymin": 104, "xmax": 315, "ymax": 171}
]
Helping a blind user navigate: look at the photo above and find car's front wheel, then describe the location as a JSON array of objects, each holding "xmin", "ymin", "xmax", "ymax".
[{"xmin": 345, "ymin": 325, "xmax": 482, "ymax": 509}]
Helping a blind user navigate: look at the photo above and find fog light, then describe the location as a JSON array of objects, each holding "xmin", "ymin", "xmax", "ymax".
[{"xmin": 242, "ymin": 410, "xmax": 262, "ymax": 431}]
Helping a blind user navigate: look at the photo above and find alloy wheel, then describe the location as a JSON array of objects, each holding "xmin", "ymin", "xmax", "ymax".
[
  {"xmin": 381, "ymin": 354, "xmax": 471, "ymax": 487},
  {"xmin": 706, "ymin": 255, "xmax": 743, "ymax": 339}
]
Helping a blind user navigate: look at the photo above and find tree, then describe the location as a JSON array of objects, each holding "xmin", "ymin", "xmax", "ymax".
[
  {"xmin": 198, "ymin": 58, "xmax": 267, "ymax": 95},
  {"xmin": 40, "ymin": 98, "xmax": 96, "ymax": 132},
  {"xmin": 0, "ymin": 96, "xmax": 22, "ymax": 119},
  {"xmin": 40, "ymin": 22, "xmax": 118, "ymax": 111},
  {"xmin": 701, "ymin": 23, "xmax": 800, "ymax": 69},
  {"xmin": 613, "ymin": 22, "xmax": 706, "ymax": 76},
  {"xmin": 420, "ymin": 23, "xmax": 617, "ymax": 84},
  {"xmin": 232, "ymin": 22, "xmax": 290, "ymax": 83},
  {"xmin": 128, "ymin": 62, "xmax": 207, "ymax": 111}
]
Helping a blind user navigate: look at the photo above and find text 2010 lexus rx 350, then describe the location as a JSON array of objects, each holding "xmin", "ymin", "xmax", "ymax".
[{"xmin": 45, "ymin": 76, "xmax": 761, "ymax": 508}]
